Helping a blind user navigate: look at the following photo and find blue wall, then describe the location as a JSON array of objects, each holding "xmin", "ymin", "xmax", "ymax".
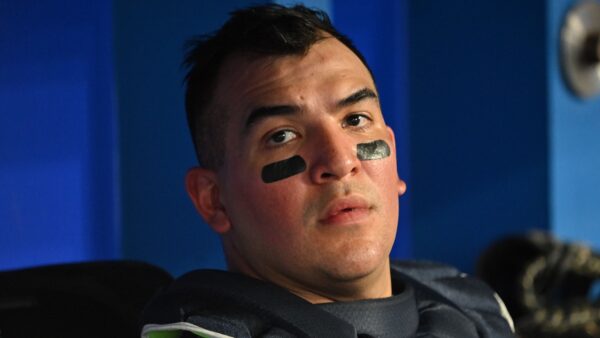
[
  {"xmin": 0, "ymin": 0, "xmax": 118, "ymax": 269},
  {"xmin": 408, "ymin": 0, "xmax": 549, "ymax": 272}
]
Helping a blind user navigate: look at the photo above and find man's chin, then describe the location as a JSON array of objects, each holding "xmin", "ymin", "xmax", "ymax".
[{"xmin": 321, "ymin": 250, "xmax": 390, "ymax": 282}]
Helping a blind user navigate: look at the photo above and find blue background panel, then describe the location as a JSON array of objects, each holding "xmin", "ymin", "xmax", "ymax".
[
  {"xmin": 0, "ymin": 0, "xmax": 118, "ymax": 269},
  {"xmin": 408, "ymin": 0, "xmax": 549, "ymax": 272}
]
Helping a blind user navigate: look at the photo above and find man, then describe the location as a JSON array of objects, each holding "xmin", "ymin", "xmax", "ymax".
[{"xmin": 141, "ymin": 4, "xmax": 514, "ymax": 337}]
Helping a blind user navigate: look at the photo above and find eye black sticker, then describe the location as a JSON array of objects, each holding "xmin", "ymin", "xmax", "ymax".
[
  {"xmin": 261, "ymin": 155, "xmax": 307, "ymax": 183},
  {"xmin": 357, "ymin": 140, "xmax": 390, "ymax": 161}
]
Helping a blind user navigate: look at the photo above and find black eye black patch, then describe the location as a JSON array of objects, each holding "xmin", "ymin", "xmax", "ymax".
[
  {"xmin": 357, "ymin": 140, "xmax": 391, "ymax": 161},
  {"xmin": 261, "ymin": 155, "xmax": 307, "ymax": 183}
]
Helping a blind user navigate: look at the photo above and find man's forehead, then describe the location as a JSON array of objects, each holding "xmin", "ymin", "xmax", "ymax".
[
  {"xmin": 209, "ymin": 37, "xmax": 377, "ymax": 139},
  {"xmin": 219, "ymin": 38, "xmax": 371, "ymax": 88}
]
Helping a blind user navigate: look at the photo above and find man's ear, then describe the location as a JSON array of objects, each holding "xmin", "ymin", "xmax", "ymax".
[
  {"xmin": 386, "ymin": 126, "xmax": 397, "ymax": 151},
  {"xmin": 185, "ymin": 167, "xmax": 231, "ymax": 234},
  {"xmin": 386, "ymin": 126, "xmax": 407, "ymax": 197}
]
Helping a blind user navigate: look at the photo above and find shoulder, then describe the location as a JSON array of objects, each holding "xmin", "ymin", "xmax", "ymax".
[
  {"xmin": 391, "ymin": 260, "xmax": 515, "ymax": 336},
  {"xmin": 140, "ymin": 269, "xmax": 354, "ymax": 338},
  {"xmin": 140, "ymin": 269, "xmax": 254, "ymax": 338}
]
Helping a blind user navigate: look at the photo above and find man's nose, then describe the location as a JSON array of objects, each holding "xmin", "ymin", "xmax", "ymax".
[{"xmin": 308, "ymin": 127, "xmax": 360, "ymax": 184}]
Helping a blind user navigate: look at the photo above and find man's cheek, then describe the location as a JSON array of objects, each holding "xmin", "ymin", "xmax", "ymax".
[
  {"xmin": 251, "ymin": 182, "xmax": 303, "ymax": 216},
  {"xmin": 362, "ymin": 155, "xmax": 401, "ymax": 195}
]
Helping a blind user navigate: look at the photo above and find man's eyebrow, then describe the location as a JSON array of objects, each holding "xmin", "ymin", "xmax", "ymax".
[
  {"xmin": 244, "ymin": 105, "xmax": 300, "ymax": 130},
  {"xmin": 243, "ymin": 88, "xmax": 376, "ymax": 131},
  {"xmin": 337, "ymin": 88, "xmax": 378, "ymax": 108}
]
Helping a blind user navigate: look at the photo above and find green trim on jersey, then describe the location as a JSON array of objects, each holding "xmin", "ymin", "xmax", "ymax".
[{"xmin": 142, "ymin": 322, "xmax": 233, "ymax": 338}]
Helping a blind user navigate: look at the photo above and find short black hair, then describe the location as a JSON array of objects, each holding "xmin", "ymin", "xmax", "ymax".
[{"xmin": 184, "ymin": 3, "xmax": 371, "ymax": 169}]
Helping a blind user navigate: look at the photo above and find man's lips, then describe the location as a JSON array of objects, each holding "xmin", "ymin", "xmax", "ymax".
[{"xmin": 319, "ymin": 196, "xmax": 372, "ymax": 225}]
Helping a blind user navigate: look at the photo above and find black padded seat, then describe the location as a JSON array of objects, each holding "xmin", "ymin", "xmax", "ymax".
[{"xmin": 0, "ymin": 260, "xmax": 172, "ymax": 338}]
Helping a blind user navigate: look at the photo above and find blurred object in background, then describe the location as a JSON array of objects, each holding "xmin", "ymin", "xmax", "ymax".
[
  {"xmin": 560, "ymin": 0, "xmax": 600, "ymax": 99},
  {"xmin": 0, "ymin": 261, "xmax": 172, "ymax": 338},
  {"xmin": 477, "ymin": 231, "xmax": 600, "ymax": 338}
]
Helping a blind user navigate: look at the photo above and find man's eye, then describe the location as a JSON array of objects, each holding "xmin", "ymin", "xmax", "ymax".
[
  {"xmin": 267, "ymin": 130, "xmax": 298, "ymax": 145},
  {"xmin": 344, "ymin": 114, "xmax": 370, "ymax": 128}
]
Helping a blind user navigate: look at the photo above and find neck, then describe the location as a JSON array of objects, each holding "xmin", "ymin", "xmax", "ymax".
[
  {"xmin": 287, "ymin": 260, "xmax": 393, "ymax": 304},
  {"xmin": 223, "ymin": 239, "xmax": 393, "ymax": 303},
  {"xmin": 227, "ymin": 251, "xmax": 393, "ymax": 304}
]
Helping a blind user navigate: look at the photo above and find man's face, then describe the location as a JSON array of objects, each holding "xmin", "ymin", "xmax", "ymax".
[{"xmin": 209, "ymin": 37, "xmax": 406, "ymax": 299}]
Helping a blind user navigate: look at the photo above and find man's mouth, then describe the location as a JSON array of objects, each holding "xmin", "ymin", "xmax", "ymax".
[{"xmin": 319, "ymin": 196, "xmax": 371, "ymax": 225}]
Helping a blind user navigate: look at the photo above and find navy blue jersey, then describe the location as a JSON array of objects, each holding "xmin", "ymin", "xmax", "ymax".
[{"xmin": 141, "ymin": 261, "xmax": 514, "ymax": 337}]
